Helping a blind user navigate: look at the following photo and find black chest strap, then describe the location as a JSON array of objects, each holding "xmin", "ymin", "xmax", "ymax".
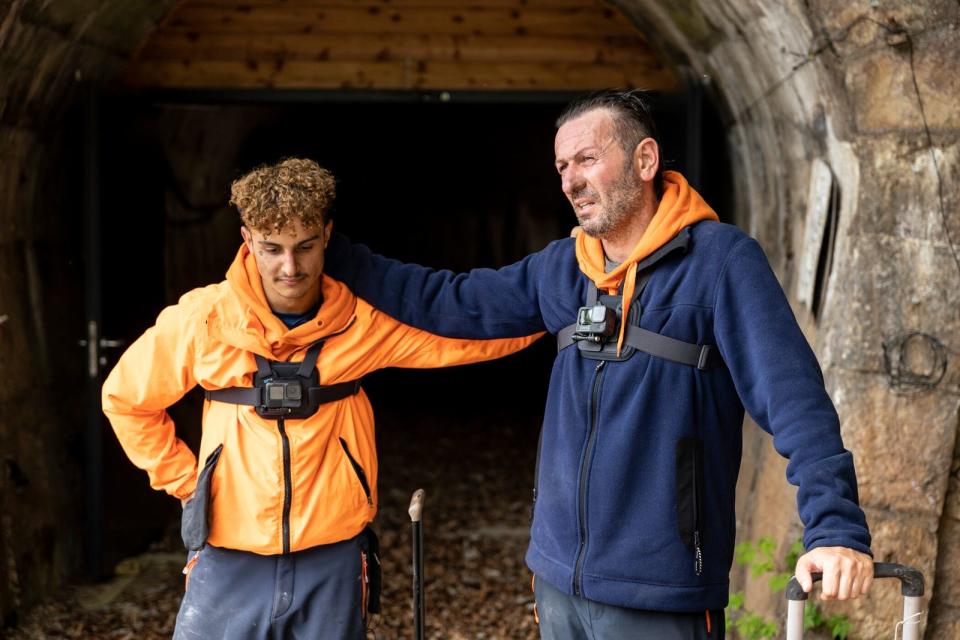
[
  {"xmin": 204, "ymin": 380, "xmax": 362, "ymax": 407},
  {"xmin": 557, "ymin": 276, "xmax": 720, "ymax": 370},
  {"xmin": 616, "ymin": 324, "xmax": 720, "ymax": 370},
  {"xmin": 555, "ymin": 270, "xmax": 651, "ymax": 351},
  {"xmin": 556, "ymin": 229, "xmax": 722, "ymax": 370},
  {"xmin": 205, "ymin": 341, "xmax": 362, "ymax": 415}
]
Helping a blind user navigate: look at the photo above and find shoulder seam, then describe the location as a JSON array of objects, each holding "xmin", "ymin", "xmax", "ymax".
[{"xmin": 711, "ymin": 236, "xmax": 755, "ymax": 312}]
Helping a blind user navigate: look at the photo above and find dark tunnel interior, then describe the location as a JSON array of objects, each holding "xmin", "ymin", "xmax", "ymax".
[{"xmin": 84, "ymin": 92, "xmax": 732, "ymax": 571}]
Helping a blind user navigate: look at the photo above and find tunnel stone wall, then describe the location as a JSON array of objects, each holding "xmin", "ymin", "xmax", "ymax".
[
  {"xmin": 0, "ymin": 0, "xmax": 177, "ymax": 627},
  {"xmin": 618, "ymin": 0, "xmax": 960, "ymax": 636}
]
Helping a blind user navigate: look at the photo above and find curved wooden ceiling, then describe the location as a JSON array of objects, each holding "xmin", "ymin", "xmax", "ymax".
[{"xmin": 123, "ymin": 0, "xmax": 679, "ymax": 91}]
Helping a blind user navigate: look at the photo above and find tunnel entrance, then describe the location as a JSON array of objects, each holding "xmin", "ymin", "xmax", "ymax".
[
  {"xmin": 6, "ymin": 1, "xmax": 956, "ymax": 637},
  {"xmin": 87, "ymin": 89, "xmax": 732, "ymax": 574}
]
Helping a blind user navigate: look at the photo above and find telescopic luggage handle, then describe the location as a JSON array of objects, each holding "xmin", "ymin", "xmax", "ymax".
[{"xmin": 784, "ymin": 562, "xmax": 924, "ymax": 640}]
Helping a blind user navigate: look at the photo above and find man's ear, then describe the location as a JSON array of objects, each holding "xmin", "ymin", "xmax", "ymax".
[
  {"xmin": 633, "ymin": 138, "xmax": 660, "ymax": 184},
  {"xmin": 240, "ymin": 226, "xmax": 254, "ymax": 250},
  {"xmin": 323, "ymin": 219, "xmax": 333, "ymax": 249}
]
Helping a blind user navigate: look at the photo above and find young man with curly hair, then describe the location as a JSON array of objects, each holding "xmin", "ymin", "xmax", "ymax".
[{"xmin": 101, "ymin": 158, "xmax": 539, "ymax": 639}]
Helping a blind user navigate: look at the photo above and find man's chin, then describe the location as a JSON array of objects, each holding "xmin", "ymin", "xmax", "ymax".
[
  {"xmin": 270, "ymin": 286, "xmax": 312, "ymax": 304},
  {"xmin": 577, "ymin": 221, "xmax": 606, "ymax": 238},
  {"xmin": 282, "ymin": 288, "xmax": 313, "ymax": 301}
]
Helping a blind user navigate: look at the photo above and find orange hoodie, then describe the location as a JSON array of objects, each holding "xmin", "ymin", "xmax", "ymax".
[
  {"xmin": 102, "ymin": 245, "xmax": 540, "ymax": 554},
  {"xmin": 575, "ymin": 170, "xmax": 719, "ymax": 354}
]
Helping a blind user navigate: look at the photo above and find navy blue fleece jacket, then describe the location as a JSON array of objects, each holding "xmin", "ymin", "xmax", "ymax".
[{"xmin": 324, "ymin": 220, "xmax": 871, "ymax": 611}]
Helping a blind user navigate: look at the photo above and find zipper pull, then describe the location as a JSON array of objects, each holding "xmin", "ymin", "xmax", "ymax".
[
  {"xmin": 360, "ymin": 550, "xmax": 369, "ymax": 620},
  {"xmin": 693, "ymin": 530, "xmax": 703, "ymax": 576}
]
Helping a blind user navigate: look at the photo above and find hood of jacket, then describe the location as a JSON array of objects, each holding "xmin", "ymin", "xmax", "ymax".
[
  {"xmin": 208, "ymin": 244, "xmax": 357, "ymax": 361},
  {"xmin": 574, "ymin": 170, "xmax": 718, "ymax": 353}
]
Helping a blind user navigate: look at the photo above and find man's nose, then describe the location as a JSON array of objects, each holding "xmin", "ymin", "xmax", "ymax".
[
  {"xmin": 561, "ymin": 169, "xmax": 583, "ymax": 197},
  {"xmin": 280, "ymin": 251, "xmax": 298, "ymax": 276}
]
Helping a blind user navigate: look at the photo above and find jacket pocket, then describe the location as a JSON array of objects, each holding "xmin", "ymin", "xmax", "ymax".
[
  {"xmin": 675, "ymin": 437, "xmax": 704, "ymax": 576},
  {"xmin": 339, "ymin": 438, "xmax": 372, "ymax": 505},
  {"xmin": 181, "ymin": 444, "xmax": 224, "ymax": 551}
]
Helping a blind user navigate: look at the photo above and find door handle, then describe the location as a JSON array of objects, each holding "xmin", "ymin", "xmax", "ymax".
[{"xmin": 78, "ymin": 321, "xmax": 126, "ymax": 377}]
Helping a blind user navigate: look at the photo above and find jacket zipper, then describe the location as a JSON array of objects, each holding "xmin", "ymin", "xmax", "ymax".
[
  {"xmin": 278, "ymin": 417, "xmax": 292, "ymax": 554},
  {"xmin": 573, "ymin": 360, "xmax": 605, "ymax": 597},
  {"xmin": 531, "ymin": 426, "xmax": 545, "ymax": 522},
  {"xmin": 340, "ymin": 438, "xmax": 373, "ymax": 505},
  {"xmin": 274, "ymin": 323, "xmax": 359, "ymax": 554},
  {"xmin": 692, "ymin": 444, "xmax": 703, "ymax": 576}
]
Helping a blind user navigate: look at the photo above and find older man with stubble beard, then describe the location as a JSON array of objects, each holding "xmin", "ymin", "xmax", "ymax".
[{"xmin": 323, "ymin": 90, "xmax": 874, "ymax": 639}]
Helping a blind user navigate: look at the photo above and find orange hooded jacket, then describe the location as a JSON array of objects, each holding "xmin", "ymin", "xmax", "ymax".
[{"xmin": 102, "ymin": 245, "xmax": 540, "ymax": 555}]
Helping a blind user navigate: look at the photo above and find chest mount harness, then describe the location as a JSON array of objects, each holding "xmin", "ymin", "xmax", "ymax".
[
  {"xmin": 557, "ymin": 229, "xmax": 722, "ymax": 369},
  {"xmin": 199, "ymin": 338, "xmax": 379, "ymax": 590},
  {"xmin": 205, "ymin": 340, "xmax": 361, "ymax": 419}
]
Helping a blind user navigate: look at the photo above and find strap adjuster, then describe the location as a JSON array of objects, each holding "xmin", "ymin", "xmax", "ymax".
[{"xmin": 696, "ymin": 345, "xmax": 712, "ymax": 370}]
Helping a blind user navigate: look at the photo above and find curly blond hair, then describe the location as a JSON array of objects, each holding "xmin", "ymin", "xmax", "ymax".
[{"xmin": 230, "ymin": 158, "xmax": 336, "ymax": 234}]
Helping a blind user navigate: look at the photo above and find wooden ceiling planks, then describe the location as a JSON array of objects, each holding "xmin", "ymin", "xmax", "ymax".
[
  {"xmin": 124, "ymin": 0, "xmax": 680, "ymax": 91},
  {"xmin": 136, "ymin": 33, "xmax": 654, "ymax": 64},
  {"xmin": 163, "ymin": 6, "xmax": 638, "ymax": 36}
]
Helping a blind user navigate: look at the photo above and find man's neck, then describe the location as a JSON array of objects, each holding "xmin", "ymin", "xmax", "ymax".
[
  {"xmin": 600, "ymin": 204, "xmax": 657, "ymax": 263},
  {"xmin": 273, "ymin": 297, "xmax": 323, "ymax": 329}
]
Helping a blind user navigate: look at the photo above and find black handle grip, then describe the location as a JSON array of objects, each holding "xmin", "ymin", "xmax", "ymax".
[{"xmin": 785, "ymin": 562, "xmax": 924, "ymax": 600}]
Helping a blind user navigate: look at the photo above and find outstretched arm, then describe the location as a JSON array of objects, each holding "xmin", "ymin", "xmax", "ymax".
[
  {"xmin": 360, "ymin": 302, "xmax": 544, "ymax": 373},
  {"xmin": 324, "ymin": 232, "xmax": 552, "ymax": 338}
]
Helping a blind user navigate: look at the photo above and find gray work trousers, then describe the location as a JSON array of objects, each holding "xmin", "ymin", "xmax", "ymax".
[
  {"xmin": 174, "ymin": 535, "xmax": 370, "ymax": 640},
  {"xmin": 534, "ymin": 575, "xmax": 724, "ymax": 640}
]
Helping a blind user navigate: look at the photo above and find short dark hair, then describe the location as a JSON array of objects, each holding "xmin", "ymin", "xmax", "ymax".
[{"xmin": 556, "ymin": 89, "xmax": 664, "ymax": 198}]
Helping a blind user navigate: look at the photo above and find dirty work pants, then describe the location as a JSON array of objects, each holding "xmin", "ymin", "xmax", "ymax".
[
  {"xmin": 173, "ymin": 535, "xmax": 368, "ymax": 640},
  {"xmin": 534, "ymin": 575, "xmax": 724, "ymax": 640}
]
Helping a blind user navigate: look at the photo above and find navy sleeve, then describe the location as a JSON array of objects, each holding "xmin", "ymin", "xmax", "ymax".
[
  {"xmin": 324, "ymin": 232, "xmax": 548, "ymax": 339},
  {"xmin": 714, "ymin": 237, "xmax": 871, "ymax": 554}
]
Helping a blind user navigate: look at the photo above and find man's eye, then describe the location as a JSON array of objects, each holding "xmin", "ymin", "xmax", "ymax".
[
  {"xmin": 264, "ymin": 246, "xmax": 280, "ymax": 254},
  {"xmin": 298, "ymin": 244, "xmax": 314, "ymax": 252}
]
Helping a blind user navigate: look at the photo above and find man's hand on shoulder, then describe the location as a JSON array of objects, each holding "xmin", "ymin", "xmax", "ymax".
[{"xmin": 795, "ymin": 546, "xmax": 874, "ymax": 600}]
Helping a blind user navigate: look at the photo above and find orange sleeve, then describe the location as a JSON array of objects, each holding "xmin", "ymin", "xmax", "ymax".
[
  {"xmin": 101, "ymin": 300, "xmax": 202, "ymax": 499},
  {"xmin": 354, "ymin": 300, "xmax": 543, "ymax": 372}
]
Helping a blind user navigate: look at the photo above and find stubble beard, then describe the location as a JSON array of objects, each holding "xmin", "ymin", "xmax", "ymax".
[{"xmin": 576, "ymin": 165, "xmax": 646, "ymax": 240}]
